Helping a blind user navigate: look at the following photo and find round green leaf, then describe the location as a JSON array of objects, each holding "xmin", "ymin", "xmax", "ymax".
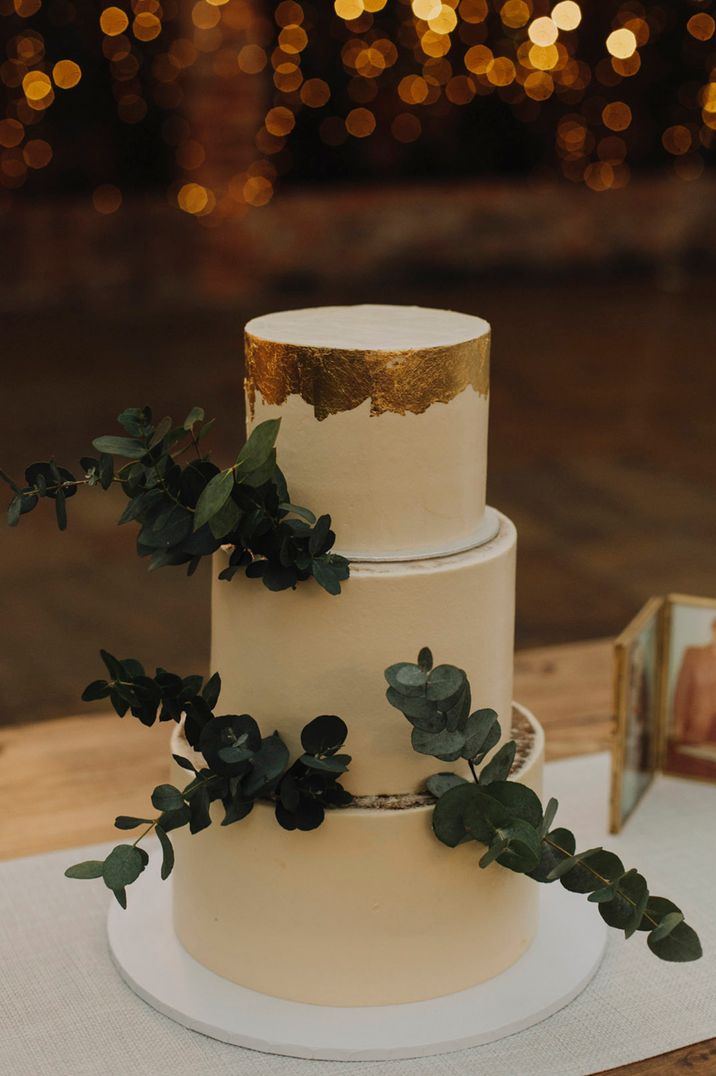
[
  {"xmin": 151, "ymin": 784, "xmax": 185, "ymax": 812},
  {"xmin": 65, "ymin": 860, "xmax": 105, "ymax": 880},
  {"xmin": 385, "ymin": 662, "xmax": 427, "ymax": 697},
  {"xmin": 102, "ymin": 844, "xmax": 147, "ymax": 890},
  {"xmin": 425, "ymin": 772, "xmax": 468, "ymax": 799},
  {"xmin": 648, "ymin": 921, "xmax": 702, "ymax": 962},
  {"xmin": 432, "ymin": 783, "xmax": 481, "ymax": 847},
  {"xmin": 300, "ymin": 714, "xmax": 347, "ymax": 755},
  {"xmin": 426, "ymin": 664, "xmax": 466, "ymax": 702},
  {"xmin": 484, "ymin": 781, "xmax": 543, "ymax": 828}
]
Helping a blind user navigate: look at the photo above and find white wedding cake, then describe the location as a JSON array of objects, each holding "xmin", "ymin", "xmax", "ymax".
[{"xmin": 169, "ymin": 305, "xmax": 545, "ymax": 1006}]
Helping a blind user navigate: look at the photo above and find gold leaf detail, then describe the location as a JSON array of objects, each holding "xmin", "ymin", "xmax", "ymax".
[{"xmin": 244, "ymin": 332, "xmax": 490, "ymax": 421}]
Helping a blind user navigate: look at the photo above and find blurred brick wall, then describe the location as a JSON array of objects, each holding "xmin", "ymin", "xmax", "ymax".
[{"xmin": 2, "ymin": 174, "xmax": 714, "ymax": 313}]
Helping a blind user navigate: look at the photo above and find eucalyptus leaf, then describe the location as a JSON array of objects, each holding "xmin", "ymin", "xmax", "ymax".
[
  {"xmin": 155, "ymin": 826, "xmax": 175, "ymax": 880},
  {"xmin": 92, "ymin": 435, "xmax": 148, "ymax": 459},
  {"xmin": 426, "ymin": 664, "xmax": 466, "ymax": 703},
  {"xmin": 114, "ymin": 816, "xmax": 152, "ymax": 830},
  {"xmin": 183, "ymin": 406, "xmax": 205, "ymax": 430},
  {"xmin": 65, "ymin": 860, "xmax": 105, "ymax": 880},
  {"xmin": 425, "ymin": 772, "xmax": 468, "ymax": 799},
  {"xmin": 193, "ymin": 470, "xmax": 235, "ymax": 531},
  {"xmin": 151, "ymin": 784, "xmax": 185, "ymax": 812},
  {"xmin": 479, "ymin": 741, "xmax": 517, "ymax": 785},
  {"xmin": 411, "ymin": 725, "xmax": 465, "ymax": 761},
  {"xmin": 386, "ymin": 688, "xmax": 443, "ymax": 731},
  {"xmin": 300, "ymin": 715, "xmax": 347, "ymax": 756},
  {"xmin": 235, "ymin": 419, "xmax": 281, "ymax": 476},
  {"xmin": 432, "ymin": 783, "xmax": 481, "ymax": 847},
  {"xmin": 648, "ymin": 921, "xmax": 702, "ymax": 962},
  {"xmin": 385, "ymin": 662, "xmax": 427, "ymax": 698},
  {"xmin": 102, "ymin": 844, "xmax": 147, "ymax": 890}
]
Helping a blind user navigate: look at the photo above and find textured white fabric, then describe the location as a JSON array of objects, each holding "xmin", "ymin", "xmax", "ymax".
[{"xmin": 1, "ymin": 753, "xmax": 715, "ymax": 1076}]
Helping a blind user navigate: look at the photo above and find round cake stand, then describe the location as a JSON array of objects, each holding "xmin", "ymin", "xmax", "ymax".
[{"xmin": 108, "ymin": 860, "xmax": 607, "ymax": 1062}]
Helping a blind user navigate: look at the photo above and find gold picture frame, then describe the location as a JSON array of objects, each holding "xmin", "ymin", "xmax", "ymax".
[
  {"xmin": 611, "ymin": 593, "xmax": 716, "ymax": 832},
  {"xmin": 610, "ymin": 597, "xmax": 663, "ymax": 833}
]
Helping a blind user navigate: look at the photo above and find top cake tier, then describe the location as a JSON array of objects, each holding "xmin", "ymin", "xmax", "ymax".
[{"xmin": 244, "ymin": 304, "xmax": 491, "ymax": 560}]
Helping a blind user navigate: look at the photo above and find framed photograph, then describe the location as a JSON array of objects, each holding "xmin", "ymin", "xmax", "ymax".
[
  {"xmin": 610, "ymin": 597, "xmax": 663, "ymax": 833},
  {"xmin": 661, "ymin": 593, "xmax": 716, "ymax": 782}
]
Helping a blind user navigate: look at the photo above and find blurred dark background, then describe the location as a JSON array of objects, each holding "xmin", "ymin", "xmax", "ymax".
[{"xmin": 1, "ymin": 0, "xmax": 715, "ymax": 725}]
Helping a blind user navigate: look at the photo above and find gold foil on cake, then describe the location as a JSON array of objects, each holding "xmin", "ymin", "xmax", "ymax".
[{"xmin": 244, "ymin": 332, "xmax": 490, "ymax": 421}]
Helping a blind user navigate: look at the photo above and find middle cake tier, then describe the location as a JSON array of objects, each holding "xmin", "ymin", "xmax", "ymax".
[{"xmin": 211, "ymin": 510, "xmax": 516, "ymax": 795}]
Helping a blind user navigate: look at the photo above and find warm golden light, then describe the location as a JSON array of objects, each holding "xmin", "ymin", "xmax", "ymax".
[
  {"xmin": 22, "ymin": 70, "xmax": 51, "ymax": 100},
  {"xmin": 52, "ymin": 60, "xmax": 82, "ymax": 89},
  {"xmin": 265, "ymin": 105, "xmax": 296, "ymax": 136},
  {"xmin": 487, "ymin": 56, "xmax": 516, "ymax": 86},
  {"xmin": 445, "ymin": 74, "xmax": 474, "ymax": 103},
  {"xmin": 500, "ymin": 0, "xmax": 530, "ymax": 30},
  {"xmin": 428, "ymin": 5, "xmax": 458, "ymax": 34},
  {"xmin": 0, "ymin": 119, "xmax": 24, "ymax": 148},
  {"xmin": 528, "ymin": 16, "xmax": 558, "ymax": 46},
  {"xmin": 92, "ymin": 184, "xmax": 123, "ymax": 214},
  {"xmin": 191, "ymin": 1, "xmax": 220, "ymax": 29},
  {"xmin": 662, "ymin": 125, "xmax": 691, "ymax": 156},
  {"xmin": 334, "ymin": 0, "xmax": 363, "ymax": 20},
  {"xmin": 687, "ymin": 13, "xmax": 715, "ymax": 42},
  {"xmin": 23, "ymin": 137, "xmax": 52, "ymax": 168},
  {"xmin": 606, "ymin": 28, "xmax": 637, "ymax": 60},
  {"xmin": 278, "ymin": 25, "xmax": 308, "ymax": 54},
  {"xmin": 300, "ymin": 78, "xmax": 331, "ymax": 107},
  {"xmin": 602, "ymin": 101, "xmax": 631, "ymax": 132},
  {"xmin": 398, "ymin": 74, "xmax": 429, "ymax": 103},
  {"xmin": 237, "ymin": 45, "xmax": 267, "ymax": 74},
  {"xmin": 100, "ymin": 6, "xmax": 129, "ymax": 36},
  {"xmin": 459, "ymin": 0, "xmax": 488, "ymax": 23},
  {"xmin": 584, "ymin": 160, "xmax": 613, "ymax": 191},
  {"xmin": 345, "ymin": 107, "xmax": 376, "ymax": 137},
  {"xmin": 276, "ymin": 1, "xmax": 304, "ymax": 26},
  {"xmin": 133, "ymin": 12, "xmax": 162, "ymax": 42},
  {"xmin": 412, "ymin": 0, "xmax": 442, "ymax": 19},
  {"xmin": 13, "ymin": 0, "xmax": 41, "ymax": 16},
  {"xmin": 528, "ymin": 43, "xmax": 559, "ymax": 71},
  {"xmin": 464, "ymin": 45, "xmax": 493, "ymax": 75},
  {"xmin": 243, "ymin": 175, "xmax": 273, "ymax": 207},
  {"xmin": 178, "ymin": 182, "xmax": 210, "ymax": 214},
  {"xmin": 551, "ymin": 1, "xmax": 580, "ymax": 32},
  {"xmin": 524, "ymin": 71, "xmax": 553, "ymax": 100}
]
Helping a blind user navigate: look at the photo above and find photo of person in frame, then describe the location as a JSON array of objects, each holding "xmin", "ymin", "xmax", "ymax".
[
  {"xmin": 610, "ymin": 597, "xmax": 661, "ymax": 832},
  {"xmin": 664, "ymin": 595, "xmax": 716, "ymax": 781}
]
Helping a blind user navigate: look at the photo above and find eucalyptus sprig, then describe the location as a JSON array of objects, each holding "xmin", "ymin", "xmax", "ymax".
[
  {"xmin": 2, "ymin": 406, "xmax": 350, "ymax": 595},
  {"xmin": 67, "ymin": 658, "xmax": 353, "ymax": 906},
  {"xmin": 386, "ymin": 648, "xmax": 702, "ymax": 963}
]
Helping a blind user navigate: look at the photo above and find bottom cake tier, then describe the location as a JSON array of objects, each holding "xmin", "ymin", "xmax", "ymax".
[{"xmin": 168, "ymin": 704, "xmax": 544, "ymax": 1007}]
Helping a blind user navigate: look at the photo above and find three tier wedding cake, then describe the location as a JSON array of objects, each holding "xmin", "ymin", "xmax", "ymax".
[{"xmin": 169, "ymin": 305, "xmax": 545, "ymax": 1006}]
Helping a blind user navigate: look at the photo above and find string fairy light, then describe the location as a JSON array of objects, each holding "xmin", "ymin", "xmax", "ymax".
[{"xmin": 0, "ymin": 0, "xmax": 713, "ymax": 212}]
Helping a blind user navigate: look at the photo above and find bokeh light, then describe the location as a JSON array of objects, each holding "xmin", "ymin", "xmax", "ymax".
[
  {"xmin": 606, "ymin": 28, "xmax": 637, "ymax": 60},
  {"xmin": 0, "ymin": 0, "xmax": 713, "ymax": 211}
]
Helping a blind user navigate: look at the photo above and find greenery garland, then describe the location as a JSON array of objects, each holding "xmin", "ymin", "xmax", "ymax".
[
  {"xmin": 385, "ymin": 648, "xmax": 702, "ymax": 964},
  {"xmin": 68, "ymin": 652, "xmax": 352, "ymax": 907},
  {"xmin": 65, "ymin": 646, "xmax": 702, "ymax": 963},
  {"xmin": 3, "ymin": 402, "xmax": 699, "ymax": 963},
  {"xmin": 1, "ymin": 406, "xmax": 350, "ymax": 594}
]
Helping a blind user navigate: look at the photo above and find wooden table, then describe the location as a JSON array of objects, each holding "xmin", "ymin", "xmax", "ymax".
[{"xmin": 1, "ymin": 637, "xmax": 712, "ymax": 1075}]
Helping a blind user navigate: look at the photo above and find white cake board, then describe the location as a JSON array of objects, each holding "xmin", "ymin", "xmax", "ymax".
[{"xmin": 108, "ymin": 858, "xmax": 607, "ymax": 1061}]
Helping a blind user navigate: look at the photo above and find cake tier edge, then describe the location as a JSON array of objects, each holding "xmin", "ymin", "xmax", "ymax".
[{"xmin": 169, "ymin": 703, "xmax": 544, "ymax": 1007}]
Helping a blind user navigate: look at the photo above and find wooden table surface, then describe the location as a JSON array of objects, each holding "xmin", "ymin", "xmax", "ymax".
[{"xmin": 1, "ymin": 636, "xmax": 712, "ymax": 1075}]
